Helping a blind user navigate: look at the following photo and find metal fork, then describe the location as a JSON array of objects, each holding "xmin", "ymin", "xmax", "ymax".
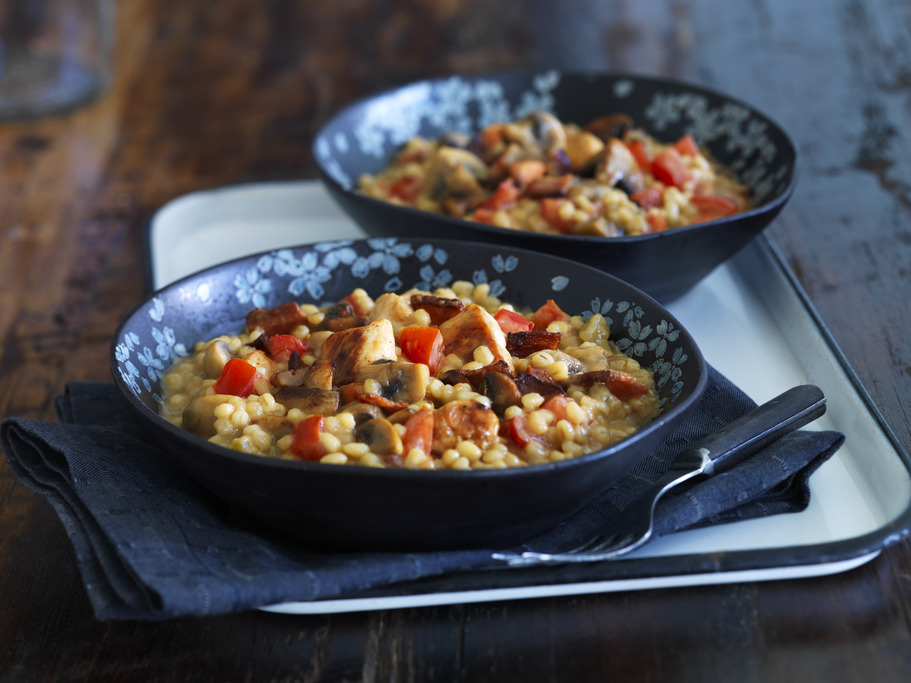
[{"xmin": 493, "ymin": 384, "xmax": 827, "ymax": 567}]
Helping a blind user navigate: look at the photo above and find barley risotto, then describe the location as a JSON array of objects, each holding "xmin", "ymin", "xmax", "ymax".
[
  {"xmin": 160, "ymin": 281, "xmax": 660, "ymax": 470},
  {"xmin": 359, "ymin": 112, "xmax": 751, "ymax": 237}
]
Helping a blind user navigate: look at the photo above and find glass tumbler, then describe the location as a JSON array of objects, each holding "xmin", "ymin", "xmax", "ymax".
[{"xmin": 0, "ymin": 0, "xmax": 114, "ymax": 120}]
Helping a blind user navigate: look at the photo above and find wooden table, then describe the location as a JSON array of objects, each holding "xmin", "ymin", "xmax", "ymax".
[{"xmin": 2, "ymin": 0, "xmax": 911, "ymax": 679}]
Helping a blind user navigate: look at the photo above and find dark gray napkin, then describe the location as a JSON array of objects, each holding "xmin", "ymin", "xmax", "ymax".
[{"xmin": 0, "ymin": 367, "xmax": 844, "ymax": 620}]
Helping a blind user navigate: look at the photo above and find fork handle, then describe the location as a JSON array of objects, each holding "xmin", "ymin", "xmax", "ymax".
[{"xmin": 694, "ymin": 384, "xmax": 827, "ymax": 476}]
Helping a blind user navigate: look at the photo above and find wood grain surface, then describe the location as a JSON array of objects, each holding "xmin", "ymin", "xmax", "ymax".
[{"xmin": 2, "ymin": 0, "xmax": 911, "ymax": 680}]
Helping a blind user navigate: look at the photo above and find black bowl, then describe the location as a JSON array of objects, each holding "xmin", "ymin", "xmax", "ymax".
[
  {"xmin": 312, "ymin": 70, "xmax": 798, "ymax": 303},
  {"xmin": 111, "ymin": 238, "xmax": 707, "ymax": 551}
]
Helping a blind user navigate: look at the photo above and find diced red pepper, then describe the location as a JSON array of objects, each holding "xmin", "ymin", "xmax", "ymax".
[
  {"xmin": 471, "ymin": 207, "xmax": 497, "ymax": 225},
  {"xmin": 674, "ymin": 134, "xmax": 701, "ymax": 157},
  {"xmin": 690, "ymin": 194, "xmax": 740, "ymax": 222},
  {"xmin": 530, "ymin": 299, "xmax": 570, "ymax": 331},
  {"xmin": 646, "ymin": 212, "xmax": 667, "ymax": 232},
  {"xmin": 212, "ymin": 358, "xmax": 259, "ymax": 398},
  {"xmin": 626, "ymin": 139, "xmax": 651, "ymax": 173},
  {"xmin": 501, "ymin": 414, "xmax": 537, "ymax": 448},
  {"xmin": 483, "ymin": 179, "xmax": 521, "ymax": 211},
  {"xmin": 480, "ymin": 123, "xmax": 503, "ymax": 149},
  {"xmin": 540, "ymin": 197, "xmax": 574, "ymax": 233},
  {"xmin": 389, "ymin": 175, "xmax": 422, "ymax": 202},
  {"xmin": 399, "ymin": 326, "xmax": 444, "ymax": 375},
  {"xmin": 652, "ymin": 148, "xmax": 691, "ymax": 188},
  {"xmin": 289, "ymin": 414, "xmax": 327, "ymax": 461},
  {"xmin": 265, "ymin": 334, "xmax": 308, "ymax": 362},
  {"xmin": 630, "ymin": 187, "xmax": 664, "ymax": 210},
  {"xmin": 403, "ymin": 406, "xmax": 434, "ymax": 455},
  {"xmin": 541, "ymin": 394, "xmax": 571, "ymax": 422},
  {"xmin": 494, "ymin": 308, "xmax": 534, "ymax": 334},
  {"xmin": 508, "ymin": 160, "xmax": 547, "ymax": 189}
]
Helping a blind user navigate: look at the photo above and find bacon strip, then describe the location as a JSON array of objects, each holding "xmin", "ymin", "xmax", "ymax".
[
  {"xmin": 410, "ymin": 294, "xmax": 465, "ymax": 325},
  {"xmin": 566, "ymin": 369, "xmax": 649, "ymax": 400},
  {"xmin": 246, "ymin": 302, "xmax": 307, "ymax": 336},
  {"xmin": 506, "ymin": 330, "xmax": 561, "ymax": 358}
]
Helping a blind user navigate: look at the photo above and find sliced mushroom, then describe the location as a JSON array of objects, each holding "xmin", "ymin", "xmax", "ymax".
[
  {"xmin": 503, "ymin": 111, "xmax": 567, "ymax": 158},
  {"xmin": 339, "ymin": 401, "xmax": 383, "ymax": 425},
  {"xmin": 318, "ymin": 301, "xmax": 367, "ymax": 332},
  {"xmin": 203, "ymin": 340, "xmax": 233, "ymax": 379},
  {"xmin": 251, "ymin": 414, "xmax": 293, "ymax": 440},
  {"xmin": 585, "ymin": 113, "xmax": 633, "ymax": 142},
  {"xmin": 423, "ymin": 146, "xmax": 490, "ymax": 201},
  {"xmin": 182, "ymin": 394, "xmax": 235, "ymax": 439},
  {"xmin": 355, "ymin": 360, "xmax": 429, "ymax": 405},
  {"xmin": 272, "ymin": 387, "xmax": 339, "ymax": 416},
  {"xmin": 594, "ymin": 138, "xmax": 645, "ymax": 193},
  {"xmin": 484, "ymin": 372, "xmax": 523, "ymax": 415},
  {"xmin": 355, "ymin": 417, "xmax": 404, "ymax": 455}
]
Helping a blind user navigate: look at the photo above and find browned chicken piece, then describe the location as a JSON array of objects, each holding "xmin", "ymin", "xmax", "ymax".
[
  {"xmin": 321, "ymin": 319, "xmax": 397, "ymax": 385},
  {"xmin": 368, "ymin": 293, "xmax": 414, "ymax": 326},
  {"xmin": 564, "ymin": 128, "xmax": 605, "ymax": 172},
  {"xmin": 432, "ymin": 399, "xmax": 500, "ymax": 454},
  {"xmin": 303, "ymin": 359, "xmax": 335, "ymax": 391},
  {"xmin": 438, "ymin": 304, "xmax": 514, "ymax": 372},
  {"xmin": 245, "ymin": 302, "xmax": 308, "ymax": 336}
]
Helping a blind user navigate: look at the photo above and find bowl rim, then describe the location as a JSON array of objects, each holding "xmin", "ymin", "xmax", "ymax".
[
  {"xmin": 311, "ymin": 68, "xmax": 800, "ymax": 245},
  {"xmin": 111, "ymin": 236, "xmax": 709, "ymax": 481}
]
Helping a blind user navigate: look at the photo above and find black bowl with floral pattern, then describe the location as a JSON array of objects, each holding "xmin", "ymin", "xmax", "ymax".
[
  {"xmin": 312, "ymin": 70, "xmax": 798, "ymax": 303},
  {"xmin": 112, "ymin": 238, "xmax": 707, "ymax": 551}
]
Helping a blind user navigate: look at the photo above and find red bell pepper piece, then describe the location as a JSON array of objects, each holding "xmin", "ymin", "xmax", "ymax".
[
  {"xmin": 540, "ymin": 197, "xmax": 574, "ymax": 233},
  {"xmin": 673, "ymin": 134, "xmax": 701, "ymax": 157},
  {"xmin": 652, "ymin": 148, "xmax": 691, "ymax": 188},
  {"xmin": 399, "ymin": 326, "xmax": 444, "ymax": 375},
  {"xmin": 646, "ymin": 212, "xmax": 667, "ymax": 232},
  {"xmin": 630, "ymin": 187, "xmax": 664, "ymax": 210},
  {"xmin": 265, "ymin": 334, "xmax": 308, "ymax": 362},
  {"xmin": 289, "ymin": 414, "xmax": 327, "ymax": 461},
  {"xmin": 494, "ymin": 308, "xmax": 534, "ymax": 334},
  {"xmin": 530, "ymin": 299, "xmax": 570, "ymax": 331},
  {"xmin": 690, "ymin": 194, "xmax": 740, "ymax": 222},
  {"xmin": 501, "ymin": 414, "xmax": 537, "ymax": 448},
  {"xmin": 388, "ymin": 175, "xmax": 422, "ymax": 201},
  {"xmin": 482, "ymin": 179, "xmax": 521, "ymax": 211},
  {"xmin": 212, "ymin": 358, "xmax": 259, "ymax": 398},
  {"xmin": 402, "ymin": 406, "xmax": 434, "ymax": 456},
  {"xmin": 626, "ymin": 139, "xmax": 651, "ymax": 173}
]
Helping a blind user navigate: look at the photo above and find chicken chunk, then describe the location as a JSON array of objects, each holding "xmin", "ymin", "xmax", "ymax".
[
  {"xmin": 432, "ymin": 399, "xmax": 500, "ymax": 453},
  {"xmin": 320, "ymin": 319, "xmax": 397, "ymax": 385},
  {"xmin": 368, "ymin": 293, "xmax": 413, "ymax": 327},
  {"xmin": 438, "ymin": 304, "xmax": 514, "ymax": 372}
]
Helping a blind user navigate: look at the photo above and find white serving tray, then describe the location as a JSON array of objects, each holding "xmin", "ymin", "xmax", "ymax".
[{"xmin": 146, "ymin": 181, "xmax": 911, "ymax": 614}]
